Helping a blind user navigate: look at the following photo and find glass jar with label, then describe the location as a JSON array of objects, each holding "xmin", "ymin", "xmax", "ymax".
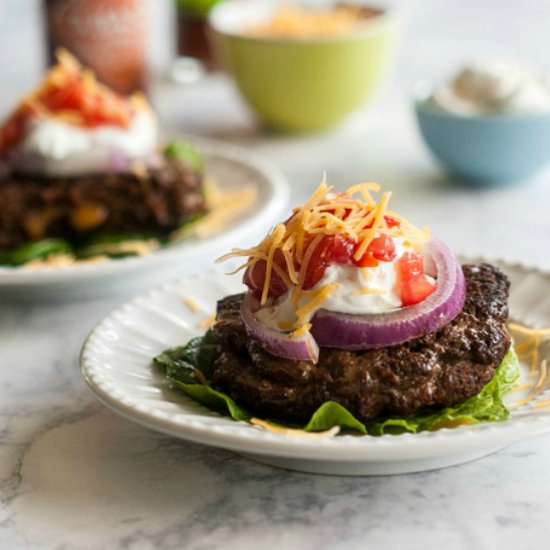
[{"xmin": 43, "ymin": 0, "xmax": 150, "ymax": 94}]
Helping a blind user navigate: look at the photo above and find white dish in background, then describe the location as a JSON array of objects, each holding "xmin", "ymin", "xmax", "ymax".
[
  {"xmin": 0, "ymin": 136, "xmax": 289, "ymax": 301},
  {"xmin": 80, "ymin": 259, "xmax": 550, "ymax": 476}
]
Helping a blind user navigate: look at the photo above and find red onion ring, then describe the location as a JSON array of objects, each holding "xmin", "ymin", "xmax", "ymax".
[
  {"xmin": 107, "ymin": 150, "xmax": 130, "ymax": 173},
  {"xmin": 311, "ymin": 238, "xmax": 465, "ymax": 349},
  {"xmin": 241, "ymin": 293, "xmax": 320, "ymax": 363},
  {"xmin": 240, "ymin": 238, "xmax": 465, "ymax": 361},
  {"xmin": 5, "ymin": 149, "xmax": 45, "ymax": 175}
]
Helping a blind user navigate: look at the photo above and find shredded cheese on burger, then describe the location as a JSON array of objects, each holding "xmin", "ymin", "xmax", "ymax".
[{"xmin": 218, "ymin": 181, "xmax": 430, "ymax": 322}]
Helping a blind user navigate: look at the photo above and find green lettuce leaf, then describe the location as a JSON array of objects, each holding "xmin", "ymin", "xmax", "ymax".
[
  {"xmin": 365, "ymin": 348, "xmax": 520, "ymax": 435},
  {"xmin": 0, "ymin": 238, "xmax": 74, "ymax": 266},
  {"xmin": 154, "ymin": 332, "xmax": 520, "ymax": 436},
  {"xmin": 304, "ymin": 401, "xmax": 368, "ymax": 434},
  {"xmin": 154, "ymin": 330, "xmax": 250, "ymax": 420},
  {"xmin": 76, "ymin": 233, "xmax": 160, "ymax": 259},
  {"xmin": 163, "ymin": 139, "xmax": 204, "ymax": 173},
  {"xmin": 2, "ymin": 217, "xmax": 205, "ymax": 266},
  {"xmin": 154, "ymin": 330, "xmax": 220, "ymax": 383},
  {"xmin": 172, "ymin": 382, "xmax": 251, "ymax": 422}
]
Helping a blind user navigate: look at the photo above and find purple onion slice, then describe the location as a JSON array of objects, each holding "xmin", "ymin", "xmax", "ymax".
[
  {"xmin": 310, "ymin": 238, "xmax": 466, "ymax": 350},
  {"xmin": 241, "ymin": 293, "xmax": 320, "ymax": 363},
  {"xmin": 240, "ymin": 238, "xmax": 466, "ymax": 361}
]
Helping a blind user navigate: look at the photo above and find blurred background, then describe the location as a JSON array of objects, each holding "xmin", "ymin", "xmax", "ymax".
[
  {"xmin": 5, "ymin": 1, "xmax": 550, "ymax": 101},
  {"xmin": 2, "ymin": 0, "xmax": 550, "ymax": 264}
]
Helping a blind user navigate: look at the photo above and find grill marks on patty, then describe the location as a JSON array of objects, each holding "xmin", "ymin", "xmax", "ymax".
[
  {"xmin": 211, "ymin": 264, "xmax": 511, "ymax": 424},
  {"xmin": 0, "ymin": 157, "xmax": 205, "ymax": 248}
]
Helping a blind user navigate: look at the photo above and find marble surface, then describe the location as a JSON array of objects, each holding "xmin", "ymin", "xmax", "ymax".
[{"xmin": 3, "ymin": 0, "xmax": 550, "ymax": 548}]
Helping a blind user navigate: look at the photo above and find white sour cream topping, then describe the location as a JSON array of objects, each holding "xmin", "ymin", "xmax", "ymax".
[
  {"xmin": 432, "ymin": 58, "xmax": 550, "ymax": 115},
  {"xmin": 18, "ymin": 110, "xmax": 158, "ymax": 177},
  {"xmin": 256, "ymin": 239, "xmax": 411, "ymax": 332}
]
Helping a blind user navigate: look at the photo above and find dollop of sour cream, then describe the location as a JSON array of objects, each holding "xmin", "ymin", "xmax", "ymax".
[
  {"xmin": 256, "ymin": 239, "xmax": 412, "ymax": 332},
  {"xmin": 432, "ymin": 58, "xmax": 550, "ymax": 115},
  {"xmin": 17, "ymin": 109, "xmax": 158, "ymax": 177}
]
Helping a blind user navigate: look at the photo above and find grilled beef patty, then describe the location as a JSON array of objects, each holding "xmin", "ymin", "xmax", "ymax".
[
  {"xmin": 0, "ymin": 156, "xmax": 205, "ymax": 248},
  {"xmin": 211, "ymin": 264, "xmax": 511, "ymax": 424}
]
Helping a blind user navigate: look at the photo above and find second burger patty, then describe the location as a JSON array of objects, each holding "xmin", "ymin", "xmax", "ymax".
[
  {"xmin": 0, "ymin": 156, "xmax": 205, "ymax": 249},
  {"xmin": 211, "ymin": 264, "xmax": 511, "ymax": 424}
]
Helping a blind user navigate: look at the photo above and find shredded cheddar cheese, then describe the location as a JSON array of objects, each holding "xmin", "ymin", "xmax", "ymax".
[
  {"xmin": 509, "ymin": 323, "xmax": 550, "ymax": 408},
  {"xmin": 352, "ymin": 287, "xmax": 387, "ymax": 295},
  {"xmin": 244, "ymin": 5, "xmax": 370, "ymax": 39},
  {"xmin": 197, "ymin": 313, "xmax": 216, "ymax": 329},
  {"xmin": 293, "ymin": 283, "xmax": 340, "ymax": 330},
  {"xmin": 217, "ymin": 181, "xmax": 430, "ymax": 322},
  {"xmin": 184, "ymin": 297, "xmax": 202, "ymax": 314},
  {"xmin": 23, "ymin": 253, "xmax": 109, "ymax": 269},
  {"xmin": 194, "ymin": 368, "xmax": 209, "ymax": 386},
  {"xmin": 171, "ymin": 179, "xmax": 258, "ymax": 241},
  {"xmin": 250, "ymin": 418, "xmax": 341, "ymax": 439},
  {"xmin": 509, "ymin": 324, "xmax": 550, "ymax": 379},
  {"xmin": 536, "ymin": 358, "xmax": 548, "ymax": 386},
  {"xmin": 291, "ymin": 323, "xmax": 312, "ymax": 338},
  {"xmin": 510, "ymin": 382, "xmax": 533, "ymax": 393}
]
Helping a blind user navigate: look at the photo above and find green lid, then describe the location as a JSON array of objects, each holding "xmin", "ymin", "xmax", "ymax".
[{"xmin": 176, "ymin": 0, "xmax": 222, "ymax": 18}]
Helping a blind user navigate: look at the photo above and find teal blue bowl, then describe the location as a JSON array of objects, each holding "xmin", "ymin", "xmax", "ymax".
[{"xmin": 414, "ymin": 97, "xmax": 550, "ymax": 184}]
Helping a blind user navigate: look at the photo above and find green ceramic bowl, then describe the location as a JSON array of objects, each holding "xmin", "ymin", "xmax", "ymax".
[{"xmin": 209, "ymin": 1, "xmax": 401, "ymax": 132}]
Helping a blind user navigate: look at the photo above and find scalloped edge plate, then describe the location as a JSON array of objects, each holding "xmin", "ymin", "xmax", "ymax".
[
  {"xmin": 0, "ymin": 136, "xmax": 289, "ymax": 301},
  {"xmin": 80, "ymin": 258, "xmax": 550, "ymax": 475}
]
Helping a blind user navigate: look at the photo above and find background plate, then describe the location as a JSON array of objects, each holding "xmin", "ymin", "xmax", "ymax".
[
  {"xmin": 80, "ymin": 259, "xmax": 550, "ymax": 476},
  {"xmin": 0, "ymin": 136, "xmax": 289, "ymax": 301}
]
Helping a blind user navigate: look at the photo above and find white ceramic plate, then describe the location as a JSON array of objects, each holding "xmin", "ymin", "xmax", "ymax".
[
  {"xmin": 0, "ymin": 137, "xmax": 289, "ymax": 301},
  {"xmin": 80, "ymin": 259, "xmax": 550, "ymax": 476}
]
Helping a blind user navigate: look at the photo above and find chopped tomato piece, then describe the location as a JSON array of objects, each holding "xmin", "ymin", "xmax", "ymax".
[
  {"xmin": 400, "ymin": 276, "xmax": 437, "ymax": 306},
  {"xmin": 244, "ymin": 257, "xmax": 288, "ymax": 301},
  {"xmin": 366, "ymin": 234, "xmax": 396, "ymax": 262},
  {"xmin": 384, "ymin": 214, "xmax": 401, "ymax": 228},
  {"xmin": 351, "ymin": 234, "xmax": 396, "ymax": 267},
  {"xmin": 303, "ymin": 235, "xmax": 334, "ymax": 290},
  {"xmin": 352, "ymin": 253, "xmax": 379, "ymax": 268},
  {"xmin": 0, "ymin": 51, "xmax": 134, "ymax": 155},
  {"xmin": 396, "ymin": 252, "xmax": 437, "ymax": 306},
  {"xmin": 397, "ymin": 251, "xmax": 423, "ymax": 279},
  {"xmin": 331, "ymin": 234, "xmax": 397, "ymax": 267},
  {"xmin": 331, "ymin": 235, "xmax": 355, "ymax": 264}
]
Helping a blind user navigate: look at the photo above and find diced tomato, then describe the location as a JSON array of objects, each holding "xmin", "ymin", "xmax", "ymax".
[
  {"xmin": 302, "ymin": 235, "xmax": 334, "ymax": 290},
  {"xmin": 244, "ymin": 256, "xmax": 288, "ymax": 301},
  {"xmin": 329, "ymin": 234, "xmax": 396, "ymax": 267},
  {"xmin": 323, "ymin": 206, "xmax": 352, "ymax": 221},
  {"xmin": 42, "ymin": 78, "xmax": 81, "ymax": 111},
  {"xmin": 396, "ymin": 251, "xmax": 423, "ymax": 279},
  {"xmin": 331, "ymin": 235, "xmax": 355, "ymax": 264},
  {"xmin": 400, "ymin": 276, "xmax": 437, "ymax": 306},
  {"xmin": 0, "ymin": 57, "xmax": 134, "ymax": 154},
  {"xmin": 243, "ymin": 231, "xmax": 401, "ymax": 303},
  {"xmin": 351, "ymin": 234, "xmax": 396, "ymax": 267},
  {"xmin": 352, "ymin": 253, "xmax": 379, "ymax": 268},
  {"xmin": 396, "ymin": 251, "xmax": 437, "ymax": 306},
  {"xmin": 366, "ymin": 234, "xmax": 396, "ymax": 262},
  {"xmin": 384, "ymin": 214, "xmax": 401, "ymax": 228}
]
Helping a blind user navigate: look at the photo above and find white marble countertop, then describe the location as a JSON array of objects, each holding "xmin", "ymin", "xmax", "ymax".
[{"xmin": 3, "ymin": 1, "xmax": 550, "ymax": 548}]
